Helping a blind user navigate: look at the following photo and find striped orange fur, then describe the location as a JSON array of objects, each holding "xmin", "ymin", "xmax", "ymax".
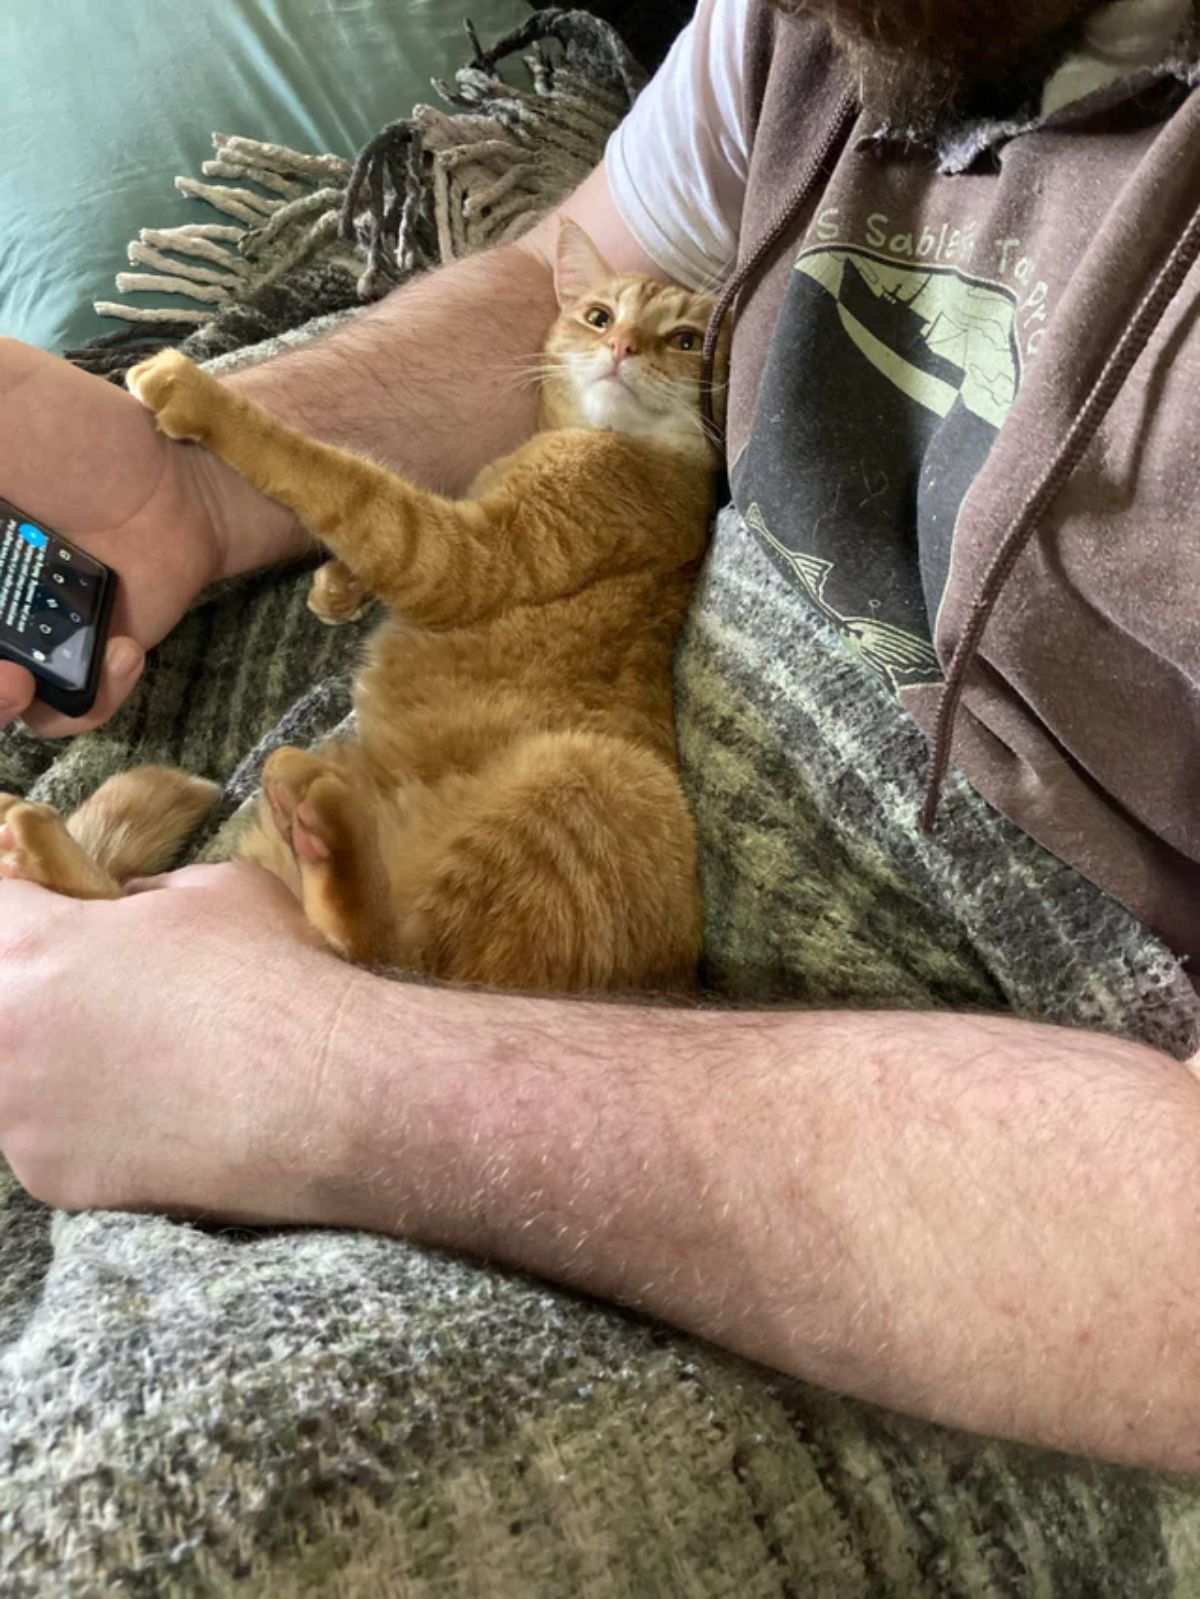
[{"xmin": 0, "ymin": 225, "xmax": 726, "ymax": 992}]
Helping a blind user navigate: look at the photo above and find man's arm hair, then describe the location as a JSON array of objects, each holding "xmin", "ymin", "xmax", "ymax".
[{"xmin": 311, "ymin": 978, "xmax": 1200, "ymax": 1472}]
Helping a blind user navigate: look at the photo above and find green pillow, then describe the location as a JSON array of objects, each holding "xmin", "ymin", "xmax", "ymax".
[{"xmin": 1, "ymin": 0, "xmax": 532, "ymax": 354}]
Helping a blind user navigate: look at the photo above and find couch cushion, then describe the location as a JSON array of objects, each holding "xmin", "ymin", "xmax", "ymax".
[{"xmin": 0, "ymin": 0, "xmax": 533, "ymax": 353}]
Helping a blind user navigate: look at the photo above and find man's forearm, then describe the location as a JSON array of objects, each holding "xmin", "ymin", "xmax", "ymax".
[
  {"xmin": 319, "ymin": 979, "xmax": 1200, "ymax": 1470},
  {"xmin": 203, "ymin": 243, "xmax": 559, "ymax": 578}
]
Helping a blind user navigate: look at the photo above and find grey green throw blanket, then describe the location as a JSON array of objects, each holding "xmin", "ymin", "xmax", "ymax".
[{"xmin": 3, "ymin": 12, "xmax": 1199, "ymax": 1594}]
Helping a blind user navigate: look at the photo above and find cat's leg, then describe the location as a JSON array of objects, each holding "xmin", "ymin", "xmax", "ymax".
[
  {"xmin": 126, "ymin": 351, "xmax": 708, "ymax": 628},
  {"xmin": 307, "ymin": 560, "xmax": 372, "ymax": 626},
  {"xmin": 0, "ymin": 794, "xmax": 121, "ymax": 898},
  {"xmin": 67, "ymin": 767, "xmax": 221, "ymax": 880},
  {"xmin": 0, "ymin": 769, "xmax": 219, "ymax": 898},
  {"xmin": 395, "ymin": 731, "xmax": 702, "ymax": 992},
  {"xmin": 250, "ymin": 746, "xmax": 389, "ymax": 963},
  {"xmin": 126, "ymin": 349, "xmax": 487, "ymax": 620}
]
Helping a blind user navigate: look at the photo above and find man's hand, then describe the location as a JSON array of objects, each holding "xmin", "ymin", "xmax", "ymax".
[
  {"xmin": 0, "ymin": 339, "xmax": 234, "ymax": 735},
  {"xmin": 0, "ymin": 863, "xmax": 356, "ymax": 1219}
]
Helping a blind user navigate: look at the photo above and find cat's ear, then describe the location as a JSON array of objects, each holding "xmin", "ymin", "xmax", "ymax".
[{"xmin": 554, "ymin": 220, "xmax": 614, "ymax": 310}]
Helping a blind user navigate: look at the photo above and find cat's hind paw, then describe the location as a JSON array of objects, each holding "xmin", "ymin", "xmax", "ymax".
[
  {"xmin": 259, "ymin": 747, "xmax": 374, "ymax": 961},
  {"xmin": 0, "ymin": 795, "xmax": 72, "ymax": 889},
  {"xmin": 126, "ymin": 349, "xmax": 217, "ymax": 444},
  {"xmin": 307, "ymin": 560, "xmax": 373, "ymax": 627},
  {"xmin": 261, "ymin": 747, "xmax": 346, "ymax": 865}
]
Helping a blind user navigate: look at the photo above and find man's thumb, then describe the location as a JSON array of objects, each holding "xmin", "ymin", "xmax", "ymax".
[{"xmin": 15, "ymin": 635, "xmax": 146, "ymax": 738}]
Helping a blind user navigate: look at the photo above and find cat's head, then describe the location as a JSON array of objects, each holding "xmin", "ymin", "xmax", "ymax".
[{"xmin": 538, "ymin": 222, "xmax": 726, "ymax": 460}]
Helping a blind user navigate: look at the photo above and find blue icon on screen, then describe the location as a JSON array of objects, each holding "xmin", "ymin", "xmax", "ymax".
[{"xmin": 18, "ymin": 523, "xmax": 48, "ymax": 550}]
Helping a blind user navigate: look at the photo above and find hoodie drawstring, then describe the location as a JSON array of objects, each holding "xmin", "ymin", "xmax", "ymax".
[
  {"xmin": 700, "ymin": 92, "xmax": 859, "ymax": 435},
  {"xmin": 921, "ymin": 195, "xmax": 1200, "ymax": 832},
  {"xmin": 699, "ymin": 76, "xmax": 1200, "ymax": 839}
]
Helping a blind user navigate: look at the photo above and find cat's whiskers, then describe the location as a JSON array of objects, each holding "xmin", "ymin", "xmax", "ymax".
[
  {"xmin": 503, "ymin": 355, "xmax": 565, "ymax": 385},
  {"xmin": 636, "ymin": 369, "xmax": 709, "ymax": 421}
]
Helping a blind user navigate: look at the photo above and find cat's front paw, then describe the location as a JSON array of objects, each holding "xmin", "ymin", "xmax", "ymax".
[{"xmin": 126, "ymin": 349, "xmax": 217, "ymax": 443}]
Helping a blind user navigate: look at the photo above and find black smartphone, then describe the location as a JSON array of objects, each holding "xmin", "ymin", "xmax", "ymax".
[{"xmin": 0, "ymin": 498, "xmax": 117, "ymax": 719}]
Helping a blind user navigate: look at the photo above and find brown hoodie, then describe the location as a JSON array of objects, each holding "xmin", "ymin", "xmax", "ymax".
[{"xmin": 715, "ymin": 6, "xmax": 1200, "ymax": 962}]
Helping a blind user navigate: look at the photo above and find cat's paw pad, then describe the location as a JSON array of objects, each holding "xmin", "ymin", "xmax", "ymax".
[
  {"xmin": 261, "ymin": 748, "xmax": 345, "ymax": 864},
  {"xmin": 126, "ymin": 350, "xmax": 214, "ymax": 443},
  {"xmin": 307, "ymin": 561, "xmax": 372, "ymax": 626},
  {"xmin": 0, "ymin": 797, "xmax": 66, "ymax": 886},
  {"xmin": 291, "ymin": 795, "xmax": 334, "ymax": 864},
  {"xmin": 262, "ymin": 776, "xmax": 299, "ymax": 849}
]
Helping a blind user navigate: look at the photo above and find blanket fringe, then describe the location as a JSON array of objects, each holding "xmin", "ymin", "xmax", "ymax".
[{"xmin": 66, "ymin": 9, "xmax": 642, "ymax": 379}]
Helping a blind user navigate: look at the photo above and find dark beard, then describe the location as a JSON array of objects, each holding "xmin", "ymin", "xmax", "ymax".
[{"xmin": 768, "ymin": 0, "xmax": 1096, "ymax": 129}]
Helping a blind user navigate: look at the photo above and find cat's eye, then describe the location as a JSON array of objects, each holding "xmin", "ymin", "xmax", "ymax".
[
  {"xmin": 671, "ymin": 328, "xmax": 702, "ymax": 352},
  {"xmin": 584, "ymin": 305, "xmax": 611, "ymax": 329}
]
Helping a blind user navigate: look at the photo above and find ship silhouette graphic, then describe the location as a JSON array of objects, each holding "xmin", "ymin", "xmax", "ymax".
[{"xmin": 839, "ymin": 260, "xmax": 967, "ymax": 390}]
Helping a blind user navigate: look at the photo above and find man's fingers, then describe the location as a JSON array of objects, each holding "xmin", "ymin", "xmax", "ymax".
[
  {"xmin": 0, "ymin": 874, "xmax": 67, "ymax": 928},
  {"xmin": 15, "ymin": 636, "xmax": 145, "ymax": 739},
  {"xmin": 124, "ymin": 864, "xmax": 236, "ymax": 895},
  {"xmin": 127, "ymin": 863, "xmax": 277, "ymax": 896},
  {"xmin": 127, "ymin": 861, "xmax": 326, "ymax": 942},
  {"xmin": 0, "ymin": 661, "xmax": 36, "ymax": 729},
  {"xmin": 135, "ymin": 862, "xmax": 301, "ymax": 904}
]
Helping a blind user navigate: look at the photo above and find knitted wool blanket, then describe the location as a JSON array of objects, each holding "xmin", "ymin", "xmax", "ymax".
[{"xmin": 3, "ymin": 10, "xmax": 1200, "ymax": 1595}]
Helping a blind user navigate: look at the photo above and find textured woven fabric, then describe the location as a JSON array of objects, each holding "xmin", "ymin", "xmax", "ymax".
[
  {"xmin": 5, "ymin": 1185, "xmax": 1200, "ymax": 1599},
  {"xmin": 677, "ymin": 510, "xmax": 1199, "ymax": 1058},
  {"xmin": 3, "ymin": 15, "xmax": 1200, "ymax": 1595}
]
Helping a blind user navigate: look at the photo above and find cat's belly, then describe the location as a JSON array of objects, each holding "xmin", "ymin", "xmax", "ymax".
[{"xmin": 350, "ymin": 593, "xmax": 683, "ymax": 789}]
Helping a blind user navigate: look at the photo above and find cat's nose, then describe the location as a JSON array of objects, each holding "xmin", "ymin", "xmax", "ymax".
[{"xmin": 607, "ymin": 335, "xmax": 637, "ymax": 364}]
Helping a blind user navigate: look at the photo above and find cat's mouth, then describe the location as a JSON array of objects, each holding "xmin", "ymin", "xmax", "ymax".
[
  {"xmin": 588, "ymin": 364, "xmax": 656, "ymax": 410},
  {"xmin": 569, "ymin": 358, "xmax": 677, "ymax": 430}
]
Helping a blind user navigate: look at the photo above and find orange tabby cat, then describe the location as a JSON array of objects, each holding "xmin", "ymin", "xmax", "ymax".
[{"xmin": 0, "ymin": 224, "xmax": 724, "ymax": 991}]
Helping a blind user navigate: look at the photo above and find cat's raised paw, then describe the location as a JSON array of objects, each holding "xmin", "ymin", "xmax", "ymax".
[{"xmin": 126, "ymin": 349, "xmax": 216, "ymax": 443}]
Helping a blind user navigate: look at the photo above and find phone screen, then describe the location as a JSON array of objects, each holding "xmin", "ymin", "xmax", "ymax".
[{"xmin": 0, "ymin": 500, "xmax": 114, "ymax": 709}]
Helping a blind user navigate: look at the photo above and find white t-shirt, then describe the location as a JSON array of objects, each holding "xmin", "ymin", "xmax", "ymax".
[
  {"xmin": 605, "ymin": 0, "xmax": 1188, "ymax": 291},
  {"xmin": 604, "ymin": 0, "xmax": 752, "ymax": 292}
]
